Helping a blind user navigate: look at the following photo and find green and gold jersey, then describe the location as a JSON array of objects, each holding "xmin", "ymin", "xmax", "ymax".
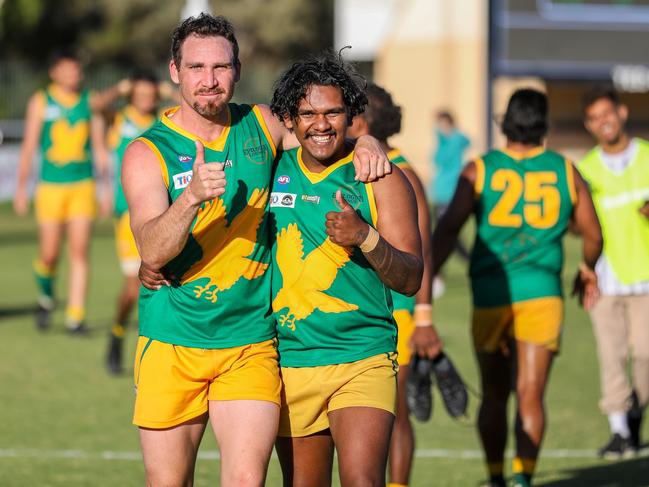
[
  {"xmin": 39, "ymin": 86, "xmax": 93, "ymax": 183},
  {"xmin": 137, "ymin": 104, "xmax": 277, "ymax": 348},
  {"xmin": 108, "ymin": 105, "xmax": 156, "ymax": 216},
  {"xmin": 387, "ymin": 149, "xmax": 416, "ymax": 314},
  {"xmin": 470, "ymin": 148, "xmax": 576, "ymax": 307},
  {"xmin": 270, "ymin": 147, "xmax": 397, "ymax": 367}
]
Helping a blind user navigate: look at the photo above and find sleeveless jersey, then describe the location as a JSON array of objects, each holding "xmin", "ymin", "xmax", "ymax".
[
  {"xmin": 388, "ymin": 149, "xmax": 416, "ymax": 314},
  {"xmin": 470, "ymin": 148, "xmax": 576, "ymax": 307},
  {"xmin": 108, "ymin": 105, "xmax": 156, "ymax": 216},
  {"xmin": 579, "ymin": 139, "xmax": 649, "ymax": 285},
  {"xmin": 39, "ymin": 87, "xmax": 93, "ymax": 183},
  {"xmin": 270, "ymin": 147, "xmax": 397, "ymax": 367},
  {"xmin": 137, "ymin": 104, "xmax": 277, "ymax": 348}
]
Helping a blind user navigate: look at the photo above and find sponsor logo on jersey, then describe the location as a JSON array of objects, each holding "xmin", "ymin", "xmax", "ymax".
[
  {"xmin": 271, "ymin": 192, "xmax": 297, "ymax": 208},
  {"xmin": 301, "ymin": 194, "xmax": 320, "ymax": 204},
  {"xmin": 243, "ymin": 137, "xmax": 270, "ymax": 165},
  {"xmin": 173, "ymin": 170, "xmax": 193, "ymax": 190},
  {"xmin": 44, "ymin": 105, "xmax": 63, "ymax": 121},
  {"xmin": 277, "ymin": 175, "xmax": 291, "ymax": 185},
  {"xmin": 333, "ymin": 184, "xmax": 363, "ymax": 209}
]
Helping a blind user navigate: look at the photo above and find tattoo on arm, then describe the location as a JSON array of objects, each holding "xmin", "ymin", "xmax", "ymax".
[{"xmin": 363, "ymin": 237, "xmax": 422, "ymax": 295}]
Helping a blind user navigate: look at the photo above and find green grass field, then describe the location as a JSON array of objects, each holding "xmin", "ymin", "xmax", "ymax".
[{"xmin": 0, "ymin": 203, "xmax": 647, "ymax": 486}]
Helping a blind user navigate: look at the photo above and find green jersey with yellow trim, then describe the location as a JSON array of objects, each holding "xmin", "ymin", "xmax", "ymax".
[
  {"xmin": 470, "ymin": 148, "xmax": 575, "ymax": 307},
  {"xmin": 136, "ymin": 104, "xmax": 277, "ymax": 348},
  {"xmin": 108, "ymin": 105, "xmax": 156, "ymax": 216},
  {"xmin": 387, "ymin": 148, "xmax": 416, "ymax": 314},
  {"xmin": 39, "ymin": 87, "xmax": 93, "ymax": 183},
  {"xmin": 270, "ymin": 147, "xmax": 397, "ymax": 367}
]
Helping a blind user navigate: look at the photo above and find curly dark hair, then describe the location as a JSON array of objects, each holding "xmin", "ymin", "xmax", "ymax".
[
  {"xmin": 501, "ymin": 88, "xmax": 548, "ymax": 145},
  {"xmin": 270, "ymin": 53, "xmax": 367, "ymax": 123},
  {"xmin": 363, "ymin": 83, "xmax": 401, "ymax": 141},
  {"xmin": 582, "ymin": 85, "xmax": 620, "ymax": 114},
  {"xmin": 171, "ymin": 13, "xmax": 239, "ymax": 67}
]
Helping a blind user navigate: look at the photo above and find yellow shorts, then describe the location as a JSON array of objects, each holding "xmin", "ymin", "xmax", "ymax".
[
  {"xmin": 133, "ymin": 337, "xmax": 281, "ymax": 429},
  {"xmin": 394, "ymin": 310, "xmax": 415, "ymax": 366},
  {"xmin": 35, "ymin": 180, "xmax": 97, "ymax": 223},
  {"xmin": 472, "ymin": 296, "xmax": 564, "ymax": 353},
  {"xmin": 114, "ymin": 212, "xmax": 140, "ymax": 276},
  {"xmin": 278, "ymin": 353, "xmax": 398, "ymax": 438}
]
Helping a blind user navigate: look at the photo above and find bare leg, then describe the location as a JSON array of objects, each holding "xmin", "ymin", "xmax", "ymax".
[
  {"xmin": 66, "ymin": 218, "xmax": 92, "ymax": 320},
  {"xmin": 276, "ymin": 432, "xmax": 335, "ymax": 487},
  {"xmin": 388, "ymin": 366, "xmax": 414, "ymax": 485},
  {"xmin": 210, "ymin": 400, "xmax": 279, "ymax": 487},
  {"xmin": 330, "ymin": 407, "xmax": 394, "ymax": 487},
  {"xmin": 37, "ymin": 222, "xmax": 65, "ymax": 271},
  {"xmin": 139, "ymin": 414, "xmax": 207, "ymax": 487},
  {"xmin": 514, "ymin": 341, "xmax": 554, "ymax": 462},
  {"xmin": 476, "ymin": 349, "xmax": 513, "ymax": 481}
]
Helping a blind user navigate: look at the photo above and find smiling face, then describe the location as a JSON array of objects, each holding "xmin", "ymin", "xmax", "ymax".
[
  {"xmin": 169, "ymin": 34, "xmax": 240, "ymax": 118},
  {"xmin": 584, "ymin": 97, "xmax": 628, "ymax": 146},
  {"xmin": 286, "ymin": 84, "xmax": 349, "ymax": 167}
]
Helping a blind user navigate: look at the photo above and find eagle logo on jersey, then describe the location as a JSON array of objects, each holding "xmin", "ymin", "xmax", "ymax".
[
  {"xmin": 46, "ymin": 119, "xmax": 89, "ymax": 164},
  {"xmin": 272, "ymin": 223, "xmax": 358, "ymax": 331},
  {"xmin": 182, "ymin": 188, "xmax": 269, "ymax": 303}
]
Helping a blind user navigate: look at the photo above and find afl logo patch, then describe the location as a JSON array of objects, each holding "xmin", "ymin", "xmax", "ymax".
[{"xmin": 277, "ymin": 175, "xmax": 291, "ymax": 185}]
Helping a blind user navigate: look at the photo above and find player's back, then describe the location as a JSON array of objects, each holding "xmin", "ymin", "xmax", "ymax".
[{"xmin": 470, "ymin": 148, "xmax": 576, "ymax": 307}]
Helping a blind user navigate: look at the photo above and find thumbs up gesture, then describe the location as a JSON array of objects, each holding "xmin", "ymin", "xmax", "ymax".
[
  {"xmin": 325, "ymin": 190, "xmax": 370, "ymax": 246},
  {"xmin": 186, "ymin": 140, "xmax": 227, "ymax": 206}
]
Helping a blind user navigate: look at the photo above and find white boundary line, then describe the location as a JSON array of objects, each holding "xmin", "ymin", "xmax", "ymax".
[{"xmin": 0, "ymin": 448, "xmax": 608, "ymax": 461}]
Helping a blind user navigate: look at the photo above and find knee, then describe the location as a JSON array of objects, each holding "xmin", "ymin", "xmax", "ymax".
[
  {"xmin": 340, "ymin": 473, "xmax": 385, "ymax": 487},
  {"xmin": 223, "ymin": 467, "xmax": 266, "ymax": 487},
  {"xmin": 145, "ymin": 469, "xmax": 192, "ymax": 487}
]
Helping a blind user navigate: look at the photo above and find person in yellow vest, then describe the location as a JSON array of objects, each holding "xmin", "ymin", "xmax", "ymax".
[
  {"xmin": 580, "ymin": 86, "xmax": 649, "ymax": 458},
  {"xmin": 13, "ymin": 49, "xmax": 130, "ymax": 333},
  {"xmin": 105, "ymin": 71, "xmax": 160, "ymax": 374},
  {"xmin": 348, "ymin": 83, "xmax": 442, "ymax": 487}
]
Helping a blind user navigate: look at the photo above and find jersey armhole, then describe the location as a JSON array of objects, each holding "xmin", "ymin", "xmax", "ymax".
[
  {"xmin": 474, "ymin": 158, "xmax": 485, "ymax": 198},
  {"xmin": 364, "ymin": 182, "xmax": 379, "ymax": 227},
  {"xmin": 135, "ymin": 136, "xmax": 170, "ymax": 189},
  {"xmin": 252, "ymin": 105, "xmax": 277, "ymax": 160},
  {"xmin": 565, "ymin": 158, "xmax": 577, "ymax": 205}
]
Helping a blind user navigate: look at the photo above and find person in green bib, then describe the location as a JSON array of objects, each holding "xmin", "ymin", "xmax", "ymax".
[
  {"xmin": 104, "ymin": 71, "xmax": 160, "ymax": 374},
  {"xmin": 14, "ymin": 49, "xmax": 131, "ymax": 332},
  {"xmin": 123, "ymin": 14, "xmax": 391, "ymax": 487},
  {"xmin": 347, "ymin": 82, "xmax": 442, "ymax": 487},
  {"xmin": 432, "ymin": 88, "xmax": 602, "ymax": 487},
  {"xmin": 268, "ymin": 56, "xmax": 423, "ymax": 486},
  {"xmin": 580, "ymin": 86, "xmax": 649, "ymax": 458}
]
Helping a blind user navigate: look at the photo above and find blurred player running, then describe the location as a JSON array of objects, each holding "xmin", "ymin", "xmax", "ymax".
[
  {"xmin": 14, "ymin": 49, "xmax": 129, "ymax": 333},
  {"xmin": 105, "ymin": 71, "xmax": 159, "ymax": 374},
  {"xmin": 348, "ymin": 82, "xmax": 442, "ymax": 487},
  {"xmin": 432, "ymin": 89, "xmax": 602, "ymax": 487}
]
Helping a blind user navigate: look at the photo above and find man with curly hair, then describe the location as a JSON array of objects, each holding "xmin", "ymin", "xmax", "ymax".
[{"xmin": 268, "ymin": 55, "xmax": 423, "ymax": 486}]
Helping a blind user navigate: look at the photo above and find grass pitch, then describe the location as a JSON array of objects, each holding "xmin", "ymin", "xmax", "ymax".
[{"xmin": 0, "ymin": 203, "xmax": 647, "ymax": 486}]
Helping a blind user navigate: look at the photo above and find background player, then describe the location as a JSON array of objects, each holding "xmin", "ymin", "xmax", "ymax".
[
  {"xmin": 348, "ymin": 82, "xmax": 442, "ymax": 487},
  {"xmin": 105, "ymin": 71, "xmax": 160, "ymax": 374},
  {"xmin": 269, "ymin": 54, "xmax": 423, "ymax": 487},
  {"xmin": 13, "ymin": 49, "xmax": 128, "ymax": 333},
  {"xmin": 580, "ymin": 86, "xmax": 649, "ymax": 457},
  {"xmin": 432, "ymin": 88, "xmax": 602, "ymax": 487}
]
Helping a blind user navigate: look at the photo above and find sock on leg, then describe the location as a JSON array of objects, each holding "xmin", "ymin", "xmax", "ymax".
[
  {"xmin": 512, "ymin": 457, "xmax": 536, "ymax": 486},
  {"xmin": 33, "ymin": 259, "xmax": 55, "ymax": 308},
  {"xmin": 609, "ymin": 411, "xmax": 631, "ymax": 438},
  {"xmin": 65, "ymin": 305, "xmax": 85, "ymax": 329}
]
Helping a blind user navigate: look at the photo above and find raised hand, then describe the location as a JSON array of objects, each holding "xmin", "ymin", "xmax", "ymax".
[
  {"xmin": 325, "ymin": 190, "xmax": 369, "ymax": 247},
  {"xmin": 185, "ymin": 140, "xmax": 226, "ymax": 206},
  {"xmin": 352, "ymin": 134, "xmax": 392, "ymax": 182}
]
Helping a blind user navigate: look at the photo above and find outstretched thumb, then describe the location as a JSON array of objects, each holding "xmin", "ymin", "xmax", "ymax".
[
  {"xmin": 335, "ymin": 190, "xmax": 353, "ymax": 211},
  {"xmin": 193, "ymin": 140, "xmax": 205, "ymax": 168}
]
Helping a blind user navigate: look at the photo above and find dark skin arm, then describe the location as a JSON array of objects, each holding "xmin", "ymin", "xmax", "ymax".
[
  {"xmin": 570, "ymin": 165, "xmax": 603, "ymax": 310},
  {"xmin": 401, "ymin": 167, "xmax": 442, "ymax": 358},
  {"xmin": 432, "ymin": 162, "xmax": 477, "ymax": 275},
  {"xmin": 325, "ymin": 166, "xmax": 423, "ymax": 296}
]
